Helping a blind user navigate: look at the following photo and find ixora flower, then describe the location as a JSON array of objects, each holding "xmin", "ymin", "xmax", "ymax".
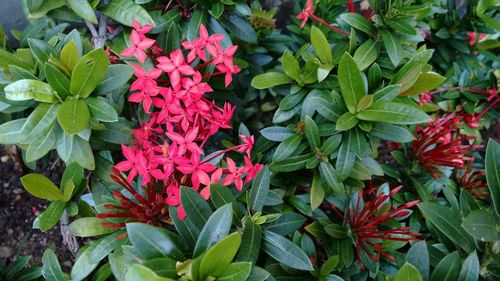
[
  {"xmin": 331, "ymin": 186, "xmax": 421, "ymax": 269},
  {"xmin": 296, "ymin": 0, "xmax": 348, "ymax": 35},
  {"xmin": 102, "ymin": 21, "xmax": 262, "ymax": 223},
  {"xmin": 411, "ymin": 113, "xmax": 482, "ymax": 178},
  {"xmin": 466, "ymin": 32, "xmax": 487, "ymax": 46}
]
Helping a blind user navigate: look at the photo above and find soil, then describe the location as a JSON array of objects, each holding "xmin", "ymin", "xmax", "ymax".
[{"xmin": 0, "ymin": 145, "xmax": 73, "ymax": 269}]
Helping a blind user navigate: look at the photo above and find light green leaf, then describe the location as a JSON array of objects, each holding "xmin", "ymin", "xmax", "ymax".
[
  {"xmin": 310, "ymin": 171, "xmax": 325, "ymax": 210},
  {"xmin": 458, "ymin": 251, "xmax": 479, "ymax": 281},
  {"xmin": 125, "ymin": 264, "xmax": 174, "ymax": 281},
  {"xmin": 20, "ymin": 173, "xmax": 63, "ymax": 200},
  {"xmin": 101, "ymin": 0, "xmax": 155, "ymax": 27},
  {"xmin": 57, "ymin": 99, "xmax": 90, "ymax": 135},
  {"xmin": 218, "ymin": 262, "xmax": 252, "ymax": 281},
  {"xmin": 0, "ymin": 118, "xmax": 27, "ymax": 144},
  {"xmin": 60, "ymin": 41, "xmax": 79, "ymax": 71},
  {"xmin": 4, "ymin": 79, "xmax": 55, "ymax": 102},
  {"xmin": 86, "ymin": 97, "xmax": 118, "ymax": 122},
  {"xmin": 338, "ymin": 13, "xmax": 376, "ymax": 35},
  {"xmin": 282, "ymin": 50, "xmax": 301, "ymax": 82},
  {"xmin": 353, "ymin": 40, "xmax": 380, "ymax": 70},
  {"xmin": 41, "ymin": 249, "xmax": 65, "ymax": 281},
  {"xmin": 69, "ymin": 217, "xmax": 115, "ymax": 237},
  {"xmin": 304, "ymin": 116, "xmax": 320, "ymax": 149},
  {"xmin": 380, "ymin": 29, "xmax": 403, "ymax": 67},
  {"xmin": 70, "ymin": 48, "xmax": 109, "ymax": 98},
  {"xmin": 311, "ymin": 26, "xmax": 332, "ymax": 64},
  {"xmin": 356, "ymin": 101, "xmax": 430, "ymax": 124},
  {"xmin": 200, "ymin": 232, "xmax": 242, "ymax": 278},
  {"xmin": 194, "ymin": 204, "xmax": 233, "ymax": 257},
  {"xmin": 95, "ymin": 64, "xmax": 134, "ymax": 94},
  {"xmin": 251, "ymin": 72, "xmax": 292, "ymax": 89},
  {"xmin": 338, "ymin": 52, "xmax": 366, "ymax": 113},
  {"xmin": 39, "ymin": 201, "xmax": 66, "ymax": 231},
  {"xmin": 127, "ymin": 223, "xmax": 185, "ymax": 260},
  {"xmin": 462, "ymin": 209, "xmax": 500, "ymax": 242},
  {"xmin": 395, "ymin": 263, "xmax": 423, "ymax": 281},
  {"xmin": 68, "ymin": 0, "xmax": 98, "ymax": 24}
]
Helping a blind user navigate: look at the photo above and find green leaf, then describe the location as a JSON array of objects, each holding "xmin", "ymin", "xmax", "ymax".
[
  {"xmin": 70, "ymin": 48, "xmax": 109, "ymax": 98},
  {"xmin": 236, "ymin": 220, "xmax": 262, "ymax": 263},
  {"xmin": 180, "ymin": 187, "xmax": 213, "ymax": 230},
  {"xmin": 27, "ymin": 0, "xmax": 66, "ymax": 18},
  {"xmin": 311, "ymin": 26, "xmax": 332, "ymax": 65},
  {"xmin": 272, "ymin": 134, "xmax": 303, "ymax": 161},
  {"xmin": 304, "ymin": 116, "xmax": 320, "ymax": 149},
  {"xmin": 387, "ymin": 19, "xmax": 417, "ymax": 35},
  {"xmin": 4, "ymin": 79, "xmax": 55, "ymax": 102},
  {"xmin": 356, "ymin": 101, "xmax": 430, "ymax": 124},
  {"xmin": 458, "ymin": 251, "xmax": 479, "ymax": 281},
  {"xmin": 218, "ymin": 262, "xmax": 252, "ymax": 281},
  {"xmin": 69, "ymin": 217, "xmax": 115, "ymax": 237},
  {"xmin": 373, "ymin": 84, "xmax": 401, "ymax": 102},
  {"xmin": 223, "ymin": 13, "xmax": 257, "ymax": 44},
  {"xmin": 336, "ymin": 139, "xmax": 355, "ymax": 181},
  {"xmin": 462, "ymin": 209, "xmax": 500, "ymax": 242},
  {"xmin": 26, "ymin": 126, "xmax": 56, "ymax": 162},
  {"xmin": 320, "ymin": 256, "xmax": 340, "ymax": 276},
  {"xmin": 370, "ymin": 123, "xmax": 414, "ymax": 143},
  {"xmin": 57, "ymin": 99, "xmax": 90, "ymax": 135},
  {"xmin": 357, "ymin": 95, "xmax": 373, "ymax": 112},
  {"xmin": 39, "ymin": 201, "xmax": 66, "ymax": 232},
  {"xmin": 264, "ymin": 212, "xmax": 305, "ymax": 236},
  {"xmin": 210, "ymin": 183, "xmax": 235, "ymax": 208},
  {"xmin": 335, "ymin": 112, "xmax": 359, "ymax": 131},
  {"xmin": 68, "ymin": 0, "xmax": 98, "ymax": 24},
  {"xmin": 95, "ymin": 64, "xmax": 134, "ymax": 94},
  {"xmin": 28, "ymin": 38, "xmax": 56, "ymax": 65},
  {"xmin": 319, "ymin": 161, "xmax": 343, "ymax": 195},
  {"xmin": 418, "ymin": 203, "xmax": 476, "ymax": 253},
  {"xmin": 338, "ymin": 52, "xmax": 366, "ymax": 113},
  {"xmin": 325, "ymin": 224, "xmax": 347, "ymax": 238},
  {"xmin": 101, "ymin": 0, "xmax": 155, "ymax": 27},
  {"xmin": 124, "ymin": 264, "xmax": 174, "ymax": 281},
  {"xmin": 45, "ymin": 64, "xmax": 70, "ymax": 98},
  {"xmin": 20, "ymin": 174, "xmax": 63, "ymax": 200},
  {"xmin": 200, "ymin": 232, "xmax": 242, "ymax": 278},
  {"xmin": 86, "ymin": 97, "xmax": 118, "ymax": 122},
  {"xmin": 209, "ymin": 2, "xmax": 224, "ymax": 18},
  {"xmin": 282, "ymin": 50, "xmax": 301, "ymax": 82},
  {"xmin": 169, "ymin": 206, "xmax": 199, "ymax": 247},
  {"xmin": 429, "ymin": 252, "xmax": 461, "ymax": 281},
  {"xmin": 41, "ymin": 249, "xmax": 65, "ymax": 281},
  {"xmin": 338, "ymin": 13, "xmax": 375, "ymax": 35},
  {"xmin": 395, "ymin": 263, "xmax": 423, "ymax": 281},
  {"xmin": 251, "ymin": 72, "xmax": 292, "ymax": 89},
  {"xmin": 70, "ymin": 136, "xmax": 95, "ymax": 170},
  {"xmin": 20, "ymin": 103, "xmax": 59, "ymax": 143},
  {"xmin": 0, "ymin": 118, "xmax": 26, "ymax": 144},
  {"xmin": 405, "ymin": 241, "xmax": 429, "ymax": 281},
  {"xmin": 380, "ymin": 29, "xmax": 403, "ymax": 67},
  {"xmin": 260, "ymin": 127, "xmax": 294, "ymax": 142},
  {"xmin": 401, "ymin": 72, "xmax": 445, "ymax": 96},
  {"xmin": 194, "ymin": 204, "xmax": 233, "ymax": 257},
  {"xmin": 353, "ymin": 40, "xmax": 380, "ymax": 70},
  {"xmin": 60, "ymin": 41, "xmax": 79, "ymax": 71},
  {"xmin": 249, "ymin": 166, "xmax": 271, "ymax": 212},
  {"xmin": 142, "ymin": 257, "xmax": 177, "ymax": 279},
  {"xmin": 262, "ymin": 230, "xmax": 313, "ymax": 271},
  {"xmin": 310, "ymin": 171, "xmax": 325, "ymax": 210},
  {"xmin": 486, "ymin": 139, "xmax": 500, "ymax": 216},
  {"xmin": 62, "ymin": 180, "xmax": 75, "ymax": 202},
  {"xmin": 127, "ymin": 223, "xmax": 185, "ymax": 260},
  {"xmin": 270, "ymin": 153, "xmax": 312, "ymax": 172}
]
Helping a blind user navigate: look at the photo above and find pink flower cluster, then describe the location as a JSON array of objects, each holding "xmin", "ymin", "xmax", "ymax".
[{"xmin": 112, "ymin": 20, "xmax": 262, "ymax": 220}]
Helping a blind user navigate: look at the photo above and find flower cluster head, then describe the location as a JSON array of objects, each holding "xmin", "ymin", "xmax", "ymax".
[
  {"xmin": 331, "ymin": 185, "xmax": 420, "ymax": 269},
  {"xmin": 101, "ymin": 21, "xmax": 261, "ymax": 223},
  {"xmin": 411, "ymin": 113, "xmax": 482, "ymax": 178},
  {"xmin": 466, "ymin": 32, "xmax": 487, "ymax": 46},
  {"xmin": 456, "ymin": 158, "xmax": 489, "ymax": 200}
]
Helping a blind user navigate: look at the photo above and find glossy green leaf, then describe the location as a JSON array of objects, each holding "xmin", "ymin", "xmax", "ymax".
[
  {"xmin": 70, "ymin": 48, "xmax": 109, "ymax": 98},
  {"xmin": 380, "ymin": 29, "xmax": 403, "ymax": 67},
  {"xmin": 338, "ymin": 13, "xmax": 376, "ymax": 35},
  {"xmin": 60, "ymin": 41, "xmax": 79, "ymax": 71},
  {"xmin": 68, "ymin": 0, "xmax": 98, "ymax": 24},
  {"xmin": 418, "ymin": 203, "xmax": 475, "ymax": 253},
  {"xmin": 101, "ymin": 0, "xmax": 155, "ymax": 27},
  {"xmin": 325, "ymin": 224, "xmax": 347, "ymax": 238},
  {"xmin": 336, "ymin": 112, "xmax": 358, "ymax": 132},
  {"xmin": 28, "ymin": 38, "xmax": 56, "ymax": 65},
  {"xmin": 200, "ymin": 232, "xmax": 241, "ymax": 278},
  {"xmin": 0, "ymin": 118, "xmax": 26, "ymax": 144},
  {"xmin": 69, "ymin": 217, "xmax": 115, "ymax": 237},
  {"xmin": 311, "ymin": 26, "xmax": 332, "ymax": 65},
  {"xmin": 45, "ymin": 64, "xmax": 70, "ymax": 98},
  {"xmin": 194, "ymin": 204, "xmax": 233, "ymax": 257},
  {"xmin": 405, "ymin": 241, "xmax": 429, "ymax": 281},
  {"xmin": 249, "ymin": 166, "xmax": 271, "ymax": 212},
  {"xmin": 462, "ymin": 209, "xmax": 500, "ymax": 242},
  {"xmin": 41, "ymin": 249, "xmax": 65, "ymax": 281},
  {"xmin": 20, "ymin": 173, "xmax": 63, "ymax": 200},
  {"xmin": 260, "ymin": 126, "xmax": 294, "ymax": 142},
  {"xmin": 262, "ymin": 230, "xmax": 313, "ymax": 271},
  {"xmin": 251, "ymin": 72, "xmax": 292, "ymax": 89},
  {"xmin": 304, "ymin": 116, "xmax": 320, "ymax": 149},
  {"xmin": 124, "ymin": 264, "xmax": 174, "ymax": 281},
  {"xmin": 270, "ymin": 153, "xmax": 311, "ymax": 172},
  {"xmin": 86, "ymin": 97, "xmax": 118, "ymax": 122},
  {"xmin": 458, "ymin": 251, "xmax": 479, "ymax": 281},
  {"xmin": 310, "ymin": 171, "xmax": 325, "ymax": 210},
  {"xmin": 57, "ymin": 99, "xmax": 90, "ymax": 135},
  {"xmin": 486, "ymin": 139, "xmax": 500, "ymax": 216},
  {"xmin": 272, "ymin": 134, "xmax": 303, "ymax": 161},
  {"xmin": 356, "ymin": 101, "xmax": 430, "ymax": 124},
  {"xmin": 95, "ymin": 64, "xmax": 134, "ymax": 94},
  {"xmin": 70, "ymin": 136, "xmax": 95, "ymax": 170},
  {"xmin": 353, "ymin": 40, "xmax": 380, "ymax": 70},
  {"xmin": 26, "ymin": 125, "xmax": 56, "ymax": 162},
  {"xmin": 282, "ymin": 50, "xmax": 301, "ymax": 82},
  {"xmin": 127, "ymin": 223, "xmax": 185, "ymax": 260},
  {"xmin": 395, "ymin": 263, "xmax": 423, "ymax": 281},
  {"xmin": 338, "ymin": 52, "xmax": 366, "ymax": 113},
  {"xmin": 370, "ymin": 123, "xmax": 414, "ymax": 143},
  {"xmin": 218, "ymin": 262, "xmax": 252, "ymax": 281},
  {"xmin": 336, "ymin": 139, "xmax": 355, "ymax": 181},
  {"xmin": 223, "ymin": 13, "xmax": 257, "ymax": 44},
  {"xmin": 401, "ymin": 72, "xmax": 445, "ymax": 96},
  {"xmin": 429, "ymin": 252, "xmax": 461, "ymax": 281},
  {"xmin": 142, "ymin": 257, "xmax": 177, "ymax": 279},
  {"xmin": 319, "ymin": 161, "xmax": 343, "ymax": 195},
  {"xmin": 38, "ymin": 201, "xmax": 66, "ymax": 232},
  {"xmin": 264, "ymin": 212, "xmax": 305, "ymax": 236},
  {"xmin": 4, "ymin": 79, "xmax": 55, "ymax": 102},
  {"xmin": 236, "ymin": 220, "xmax": 262, "ymax": 263},
  {"xmin": 180, "ymin": 186, "xmax": 213, "ymax": 230}
]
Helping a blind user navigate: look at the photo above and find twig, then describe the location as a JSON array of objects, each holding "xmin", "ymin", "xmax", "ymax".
[{"xmin": 60, "ymin": 210, "xmax": 79, "ymax": 256}]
